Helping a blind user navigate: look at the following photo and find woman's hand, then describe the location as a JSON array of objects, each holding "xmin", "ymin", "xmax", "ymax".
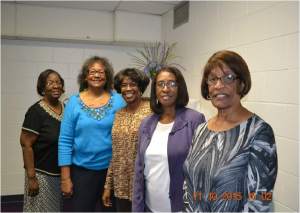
[
  {"xmin": 61, "ymin": 177, "xmax": 73, "ymax": 198},
  {"xmin": 61, "ymin": 166, "xmax": 73, "ymax": 197},
  {"xmin": 102, "ymin": 189, "xmax": 112, "ymax": 207},
  {"xmin": 27, "ymin": 176, "xmax": 39, "ymax": 197}
]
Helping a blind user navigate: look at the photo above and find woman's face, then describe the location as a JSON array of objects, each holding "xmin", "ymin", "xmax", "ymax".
[
  {"xmin": 120, "ymin": 76, "xmax": 141, "ymax": 105},
  {"xmin": 44, "ymin": 73, "xmax": 63, "ymax": 100},
  {"xmin": 207, "ymin": 64, "xmax": 241, "ymax": 110},
  {"xmin": 86, "ymin": 62, "xmax": 106, "ymax": 89},
  {"xmin": 156, "ymin": 71, "xmax": 178, "ymax": 109}
]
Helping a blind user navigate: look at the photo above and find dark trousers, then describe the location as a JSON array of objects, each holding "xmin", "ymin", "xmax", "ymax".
[
  {"xmin": 63, "ymin": 165, "xmax": 115, "ymax": 212},
  {"xmin": 115, "ymin": 198, "xmax": 132, "ymax": 212}
]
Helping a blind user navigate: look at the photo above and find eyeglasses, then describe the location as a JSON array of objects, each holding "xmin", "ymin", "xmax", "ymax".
[
  {"xmin": 46, "ymin": 81, "xmax": 62, "ymax": 87},
  {"xmin": 88, "ymin": 70, "xmax": 105, "ymax": 76},
  {"xmin": 121, "ymin": 82, "xmax": 138, "ymax": 89},
  {"xmin": 156, "ymin": 80, "xmax": 177, "ymax": 89},
  {"xmin": 207, "ymin": 74, "xmax": 238, "ymax": 86}
]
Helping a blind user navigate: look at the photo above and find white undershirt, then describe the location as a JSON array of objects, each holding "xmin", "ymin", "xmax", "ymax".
[{"xmin": 144, "ymin": 121, "xmax": 174, "ymax": 212}]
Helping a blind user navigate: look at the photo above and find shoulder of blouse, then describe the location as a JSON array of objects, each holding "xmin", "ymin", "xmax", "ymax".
[
  {"xmin": 177, "ymin": 107, "xmax": 204, "ymax": 121},
  {"xmin": 27, "ymin": 100, "xmax": 42, "ymax": 111}
]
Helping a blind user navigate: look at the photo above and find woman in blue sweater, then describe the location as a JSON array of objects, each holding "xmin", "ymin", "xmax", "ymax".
[{"xmin": 58, "ymin": 56, "xmax": 126, "ymax": 211}]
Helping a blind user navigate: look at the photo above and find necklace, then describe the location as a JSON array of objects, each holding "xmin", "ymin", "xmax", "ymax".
[
  {"xmin": 160, "ymin": 113, "xmax": 175, "ymax": 124},
  {"xmin": 85, "ymin": 89, "xmax": 105, "ymax": 98},
  {"xmin": 43, "ymin": 100, "xmax": 62, "ymax": 113},
  {"xmin": 39, "ymin": 100, "xmax": 63, "ymax": 121},
  {"xmin": 80, "ymin": 96, "xmax": 113, "ymax": 121},
  {"xmin": 83, "ymin": 90, "xmax": 107, "ymax": 107},
  {"xmin": 94, "ymin": 94, "xmax": 105, "ymax": 100}
]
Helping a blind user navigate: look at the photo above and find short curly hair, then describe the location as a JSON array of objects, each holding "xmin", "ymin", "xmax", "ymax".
[
  {"xmin": 37, "ymin": 69, "xmax": 65, "ymax": 96},
  {"xmin": 78, "ymin": 56, "xmax": 114, "ymax": 92},
  {"xmin": 114, "ymin": 68, "xmax": 150, "ymax": 94},
  {"xmin": 201, "ymin": 50, "xmax": 251, "ymax": 100}
]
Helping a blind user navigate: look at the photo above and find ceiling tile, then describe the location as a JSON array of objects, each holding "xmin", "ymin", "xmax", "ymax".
[
  {"xmin": 118, "ymin": 1, "xmax": 176, "ymax": 15},
  {"xmin": 17, "ymin": 1, "xmax": 120, "ymax": 12},
  {"xmin": 14, "ymin": 1, "xmax": 181, "ymax": 15}
]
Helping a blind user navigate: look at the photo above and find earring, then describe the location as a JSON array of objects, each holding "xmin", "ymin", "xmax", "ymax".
[
  {"xmin": 138, "ymin": 90, "xmax": 142, "ymax": 97},
  {"xmin": 239, "ymin": 83, "xmax": 245, "ymax": 94}
]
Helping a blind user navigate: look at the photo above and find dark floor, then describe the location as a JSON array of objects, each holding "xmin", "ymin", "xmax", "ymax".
[
  {"xmin": 1, "ymin": 194, "xmax": 116, "ymax": 212},
  {"xmin": 1, "ymin": 195, "xmax": 23, "ymax": 212}
]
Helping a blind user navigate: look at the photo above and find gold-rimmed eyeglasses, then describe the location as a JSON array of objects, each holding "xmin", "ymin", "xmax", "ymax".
[{"xmin": 88, "ymin": 70, "xmax": 105, "ymax": 76}]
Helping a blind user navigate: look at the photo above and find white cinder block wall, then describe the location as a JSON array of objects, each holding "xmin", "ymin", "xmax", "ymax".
[
  {"xmin": 1, "ymin": 1, "xmax": 299, "ymax": 212},
  {"xmin": 1, "ymin": 39, "xmax": 138, "ymax": 195},
  {"xmin": 1, "ymin": 2, "xmax": 162, "ymax": 196},
  {"xmin": 162, "ymin": 1, "xmax": 299, "ymax": 212}
]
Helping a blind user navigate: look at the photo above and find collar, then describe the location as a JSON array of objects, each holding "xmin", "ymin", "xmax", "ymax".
[{"xmin": 142, "ymin": 107, "xmax": 188, "ymax": 136}]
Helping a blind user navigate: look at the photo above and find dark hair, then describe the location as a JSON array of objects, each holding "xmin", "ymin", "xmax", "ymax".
[
  {"xmin": 78, "ymin": 56, "xmax": 114, "ymax": 92},
  {"xmin": 37, "ymin": 69, "xmax": 65, "ymax": 96},
  {"xmin": 201, "ymin": 50, "xmax": 251, "ymax": 100},
  {"xmin": 114, "ymin": 68, "xmax": 150, "ymax": 94},
  {"xmin": 150, "ymin": 66, "xmax": 189, "ymax": 114}
]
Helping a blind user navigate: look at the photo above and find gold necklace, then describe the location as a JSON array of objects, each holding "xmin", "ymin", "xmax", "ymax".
[
  {"xmin": 40, "ymin": 100, "xmax": 63, "ymax": 120},
  {"xmin": 160, "ymin": 116, "xmax": 175, "ymax": 124},
  {"xmin": 43, "ymin": 100, "xmax": 62, "ymax": 114},
  {"xmin": 84, "ymin": 91, "xmax": 107, "ymax": 107}
]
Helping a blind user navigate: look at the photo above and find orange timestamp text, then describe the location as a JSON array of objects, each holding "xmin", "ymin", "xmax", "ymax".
[{"xmin": 193, "ymin": 192, "xmax": 272, "ymax": 201}]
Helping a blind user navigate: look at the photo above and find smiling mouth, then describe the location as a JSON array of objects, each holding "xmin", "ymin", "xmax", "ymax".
[
  {"xmin": 124, "ymin": 93, "xmax": 134, "ymax": 98},
  {"xmin": 212, "ymin": 93, "xmax": 228, "ymax": 98},
  {"xmin": 161, "ymin": 95, "xmax": 172, "ymax": 100}
]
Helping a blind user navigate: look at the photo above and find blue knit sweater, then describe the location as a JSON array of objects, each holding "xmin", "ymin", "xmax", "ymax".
[{"xmin": 58, "ymin": 91, "xmax": 126, "ymax": 170}]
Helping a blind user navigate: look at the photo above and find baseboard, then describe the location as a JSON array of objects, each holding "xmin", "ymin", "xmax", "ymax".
[{"xmin": 1, "ymin": 194, "xmax": 24, "ymax": 203}]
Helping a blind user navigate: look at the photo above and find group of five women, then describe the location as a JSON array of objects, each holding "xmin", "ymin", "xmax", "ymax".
[{"xmin": 20, "ymin": 50, "xmax": 277, "ymax": 212}]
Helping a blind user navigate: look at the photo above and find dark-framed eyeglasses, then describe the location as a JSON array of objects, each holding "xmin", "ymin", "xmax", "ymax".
[
  {"xmin": 156, "ymin": 80, "xmax": 177, "ymax": 89},
  {"xmin": 207, "ymin": 74, "xmax": 238, "ymax": 86},
  {"xmin": 46, "ymin": 81, "xmax": 62, "ymax": 87}
]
